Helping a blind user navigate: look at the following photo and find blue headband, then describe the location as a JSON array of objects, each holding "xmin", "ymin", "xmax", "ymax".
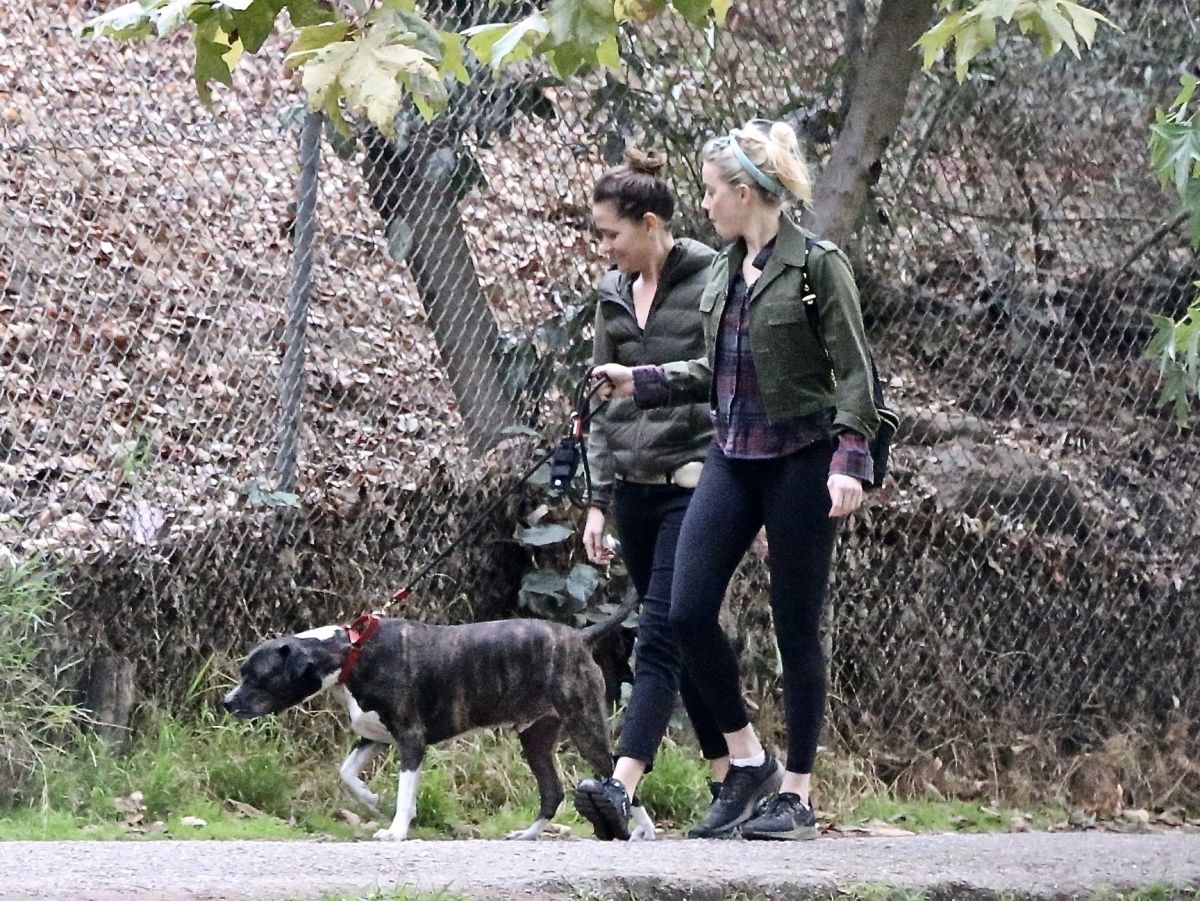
[{"xmin": 726, "ymin": 130, "xmax": 786, "ymax": 198}]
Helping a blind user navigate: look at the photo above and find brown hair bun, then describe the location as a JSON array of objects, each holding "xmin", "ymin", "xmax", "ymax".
[{"xmin": 623, "ymin": 146, "xmax": 666, "ymax": 176}]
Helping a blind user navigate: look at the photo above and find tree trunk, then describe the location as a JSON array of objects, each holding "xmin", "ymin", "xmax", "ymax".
[
  {"xmin": 810, "ymin": 0, "xmax": 933, "ymax": 247},
  {"xmin": 840, "ymin": 0, "xmax": 868, "ymax": 120},
  {"xmin": 358, "ymin": 0, "xmax": 530, "ymax": 454},
  {"xmin": 363, "ymin": 132, "xmax": 521, "ymax": 454}
]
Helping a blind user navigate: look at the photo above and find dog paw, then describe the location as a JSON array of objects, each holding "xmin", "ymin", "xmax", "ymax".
[
  {"xmin": 630, "ymin": 805, "xmax": 656, "ymax": 841},
  {"xmin": 372, "ymin": 828, "xmax": 407, "ymax": 842},
  {"xmin": 505, "ymin": 817, "xmax": 548, "ymax": 841},
  {"xmin": 505, "ymin": 828, "xmax": 541, "ymax": 841}
]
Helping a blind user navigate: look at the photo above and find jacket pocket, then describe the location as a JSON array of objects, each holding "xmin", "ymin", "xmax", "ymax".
[{"xmin": 765, "ymin": 303, "xmax": 808, "ymax": 325}]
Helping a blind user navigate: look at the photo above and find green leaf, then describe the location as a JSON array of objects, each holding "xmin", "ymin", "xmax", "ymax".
[
  {"xmin": 437, "ymin": 30, "xmax": 470, "ymax": 84},
  {"xmin": 194, "ymin": 19, "xmax": 235, "ymax": 103},
  {"xmin": 282, "ymin": 0, "xmax": 337, "ymax": 27},
  {"xmin": 1150, "ymin": 120, "xmax": 1200, "ymax": 198},
  {"xmin": 913, "ymin": 11, "xmax": 965, "ymax": 72},
  {"xmin": 369, "ymin": 8, "xmax": 441, "ymax": 56},
  {"xmin": 1036, "ymin": 2, "xmax": 1079, "ymax": 57},
  {"xmin": 671, "ymin": 0, "xmax": 711, "ymax": 28},
  {"xmin": 464, "ymin": 15, "xmax": 549, "ymax": 72},
  {"xmin": 225, "ymin": 0, "xmax": 281, "ymax": 53},
  {"xmin": 546, "ymin": 0, "xmax": 616, "ymax": 45},
  {"xmin": 521, "ymin": 570, "xmax": 568, "ymax": 596},
  {"xmin": 517, "ymin": 523, "xmax": 574, "ymax": 546},
  {"xmin": 1058, "ymin": 0, "xmax": 1117, "ymax": 47},
  {"xmin": 285, "ymin": 21, "xmax": 351, "ymax": 70},
  {"xmin": 954, "ymin": 16, "xmax": 996, "ymax": 82}
]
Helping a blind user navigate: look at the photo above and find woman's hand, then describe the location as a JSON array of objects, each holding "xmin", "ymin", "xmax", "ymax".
[
  {"xmin": 591, "ymin": 364, "xmax": 635, "ymax": 400},
  {"xmin": 827, "ymin": 473, "xmax": 864, "ymax": 518},
  {"xmin": 583, "ymin": 507, "xmax": 614, "ymax": 564},
  {"xmin": 751, "ymin": 526, "xmax": 769, "ymax": 561}
]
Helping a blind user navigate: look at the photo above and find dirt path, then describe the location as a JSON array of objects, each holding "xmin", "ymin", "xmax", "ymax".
[{"xmin": 1, "ymin": 833, "xmax": 1198, "ymax": 900}]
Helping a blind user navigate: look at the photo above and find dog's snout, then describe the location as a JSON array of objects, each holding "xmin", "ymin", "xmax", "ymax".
[{"xmin": 221, "ymin": 688, "xmax": 239, "ymax": 713}]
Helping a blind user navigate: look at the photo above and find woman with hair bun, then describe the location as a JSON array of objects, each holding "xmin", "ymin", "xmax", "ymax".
[
  {"xmin": 593, "ymin": 119, "xmax": 881, "ymax": 841},
  {"xmin": 572, "ymin": 147, "xmax": 729, "ymax": 842}
]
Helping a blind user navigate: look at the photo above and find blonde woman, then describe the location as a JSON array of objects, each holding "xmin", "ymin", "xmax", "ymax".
[{"xmin": 594, "ymin": 120, "xmax": 880, "ymax": 840}]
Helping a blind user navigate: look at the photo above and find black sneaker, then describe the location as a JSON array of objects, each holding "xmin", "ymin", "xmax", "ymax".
[
  {"xmin": 740, "ymin": 791, "xmax": 819, "ymax": 841},
  {"xmin": 574, "ymin": 777, "xmax": 632, "ymax": 841},
  {"xmin": 688, "ymin": 756, "xmax": 782, "ymax": 838}
]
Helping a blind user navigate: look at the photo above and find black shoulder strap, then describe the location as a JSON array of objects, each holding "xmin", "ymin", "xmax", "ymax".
[{"xmin": 801, "ymin": 236, "xmax": 829, "ymax": 360}]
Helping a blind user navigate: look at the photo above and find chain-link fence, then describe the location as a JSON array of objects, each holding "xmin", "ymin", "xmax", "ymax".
[{"xmin": 1, "ymin": 1, "xmax": 1197, "ymax": 807}]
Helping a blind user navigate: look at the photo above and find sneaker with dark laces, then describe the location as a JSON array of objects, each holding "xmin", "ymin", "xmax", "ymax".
[
  {"xmin": 688, "ymin": 756, "xmax": 782, "ymax": 838},
  {"xmin": 740, "ymin": 791, "xmax": 819, "ymax": 841},
  {"xmin": 574, "ymin": 777, "xmax": 632, "ymax": 841}
]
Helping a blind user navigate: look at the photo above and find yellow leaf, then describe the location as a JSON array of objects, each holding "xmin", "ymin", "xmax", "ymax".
[
  {"xmin": 301, "ymin": 39, "xmax": 356, "ymax": 108},
  {"xmin": 221, "ymin": 35, "xmax": 244, "ymax": 70},
  {"xmin": 596, "ymin": 33, "xmax": 620, "ymax": 69}
]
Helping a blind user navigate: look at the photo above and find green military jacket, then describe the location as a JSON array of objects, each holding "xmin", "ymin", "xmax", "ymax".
[
  {"xmin": 657, "ymin": 215, "xmax": 880, "ymax": 440},
  {"xmin": 587, "ymin": 238, "xmax": 716, "ymax": 511}
]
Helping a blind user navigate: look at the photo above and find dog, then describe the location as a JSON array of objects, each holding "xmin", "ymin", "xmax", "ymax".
[{"xmin": 222, "ymin": 596, "xmax": 657, "ymax": 841}]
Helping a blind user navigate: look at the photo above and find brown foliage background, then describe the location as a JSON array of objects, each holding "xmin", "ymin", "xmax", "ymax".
[{"xmin": 0, "ymin": 1, "xmax": 1197, "ymax": 808}]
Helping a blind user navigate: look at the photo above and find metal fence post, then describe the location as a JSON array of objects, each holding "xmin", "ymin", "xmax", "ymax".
[{"xmin": 276, "ymin": 111, "xmax": 323, "ymax": 495}]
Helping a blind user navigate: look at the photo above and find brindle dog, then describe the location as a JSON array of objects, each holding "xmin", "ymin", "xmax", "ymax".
[{"xmin": 223, "ymin": 597, "xmax": 642, "ymax": 841}]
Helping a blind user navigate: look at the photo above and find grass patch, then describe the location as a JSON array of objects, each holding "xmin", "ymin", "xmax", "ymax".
[
  {"xmin": 845, "ymin": 795, "xmax": 1068, "ymax": 833},
  {"xmin": 1091, "ymin": 887, "xmax": 1200, "ymax": 901}
]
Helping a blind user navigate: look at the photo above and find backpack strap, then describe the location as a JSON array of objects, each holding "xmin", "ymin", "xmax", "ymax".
[{"xmin": 801, "ymin": 235, "xmax": 829, "ymax": 360}]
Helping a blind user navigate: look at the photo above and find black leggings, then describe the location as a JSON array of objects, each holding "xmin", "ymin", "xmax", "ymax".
[
  {"xmin": 612, "ymin": 482, "xmax": 728, "ymax": 768},
  {"xmin": 669, "ymin": 441, "xmax": 838, "ymax": 774}
]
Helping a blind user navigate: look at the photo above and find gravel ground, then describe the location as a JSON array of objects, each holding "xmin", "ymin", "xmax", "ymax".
[{"xmin": 1, "ymin": 833, "xmax": 1198, "ymax": 900}]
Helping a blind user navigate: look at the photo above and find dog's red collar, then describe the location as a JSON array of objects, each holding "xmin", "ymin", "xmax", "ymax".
[{"xmin": 338, "ymin": 613, "xmax": 382, "ymax": 685}]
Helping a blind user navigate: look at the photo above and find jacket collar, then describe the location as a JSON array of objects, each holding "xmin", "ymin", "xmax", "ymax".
[
  {"xmin": 747, "ymin": 214, "xmax": 808, "ymax": 300},
  {"xmin": 602, "ymin": 238, "xmax": 712, "ymax": 314}
]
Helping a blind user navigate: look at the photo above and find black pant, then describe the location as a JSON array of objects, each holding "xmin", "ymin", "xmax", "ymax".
[
  {"xmin": 669, "ymin": 442, "xmax": 838, "ymax": 774},
  {"xmin": 612, "ymin": 481, "xmax": 728, "ymax": 768}
]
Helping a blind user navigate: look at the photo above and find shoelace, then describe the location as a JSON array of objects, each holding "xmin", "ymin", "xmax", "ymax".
[{"xmin": 760, "ymin": 792, "xmax": 808, "ymax": 818}]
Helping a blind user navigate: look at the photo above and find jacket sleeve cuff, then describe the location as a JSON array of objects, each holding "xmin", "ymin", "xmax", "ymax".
[
  {"xmin": 830, "ymin": 431, "xmax": 875, "ymax": 485},
  {"xmin": 588, "ymin": 489, "xmax": 612, "ymax": 513},
  {"xmin": 833, "ymin": 409, "xmax": 877, "ymax": 441},
  {"xmin": 632, "ymin": 365, "xmax": 671, "ymax": 409}
]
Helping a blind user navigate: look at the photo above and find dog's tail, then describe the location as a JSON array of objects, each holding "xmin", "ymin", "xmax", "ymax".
[{"xmin": 580, "ymin": 587, "xmax": 639, "ymax": 643}]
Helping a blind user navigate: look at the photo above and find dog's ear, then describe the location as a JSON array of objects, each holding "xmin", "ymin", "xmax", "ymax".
[{"xmin": 278, "ymin": 642, "xmax": 312, "ymax": 681}]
